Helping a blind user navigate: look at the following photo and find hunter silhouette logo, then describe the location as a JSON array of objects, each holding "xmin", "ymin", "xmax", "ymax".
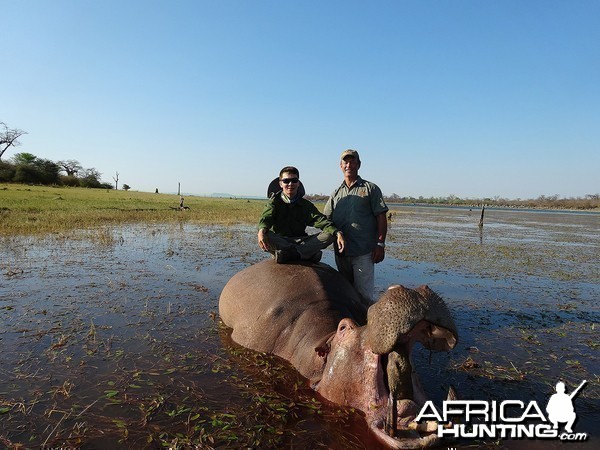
[
  {"xmin": 415, "ymin": 379, "xmax": 589, "ymax": 442},
  {"xmin": 546, "ymin": 380, "xmax": 587, "ymax": 433}
]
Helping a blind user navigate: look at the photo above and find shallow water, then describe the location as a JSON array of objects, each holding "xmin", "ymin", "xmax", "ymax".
[{"xmin": 0, "ymin": 208, "xmax": 598, "ymax": 448}]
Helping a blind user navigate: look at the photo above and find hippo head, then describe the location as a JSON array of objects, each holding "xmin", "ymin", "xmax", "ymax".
[{"xmin": 314, "ymin": 285, "xmax": 458, "ymax": 448}]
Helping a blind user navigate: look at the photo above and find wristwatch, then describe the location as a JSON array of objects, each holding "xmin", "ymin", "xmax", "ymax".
[{"xmin": 377, "ymin": 241, "xmax": 385, "ymax": 248}]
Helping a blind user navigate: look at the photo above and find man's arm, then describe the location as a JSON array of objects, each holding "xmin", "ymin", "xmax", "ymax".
[
  {"xmin": 258, "ymin": 228, "xmax": 271, "ymax": 252},
  {"xmin": 309, "ymin": 203, "xmax": 345, "ymax": 253},
  {"xmin": 372, "ymin": 212, "xmax": 387, "ymax": 263},
  {"xmin": 308, "ymin": 202, "xmax": 337, "ymax": 234},
  {"xmin": 336, "ymin": 230, "xmax": 345, "ymax": 254},
  {"xmin": 376, "ymin": 211, "xmax": 387, "ymax": 243},
  {"xmin": 323, "ymin": 195, "xmax": 334, "ymax": 218},
  {"xmin": 257, "ymin": 201, "xmax": 275, "ymax": 251}
]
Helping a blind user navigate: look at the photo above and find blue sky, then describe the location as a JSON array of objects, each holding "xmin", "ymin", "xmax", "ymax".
[{"xmin": 2, "ymin": 0, "xmax": 599, "ymax": 199}]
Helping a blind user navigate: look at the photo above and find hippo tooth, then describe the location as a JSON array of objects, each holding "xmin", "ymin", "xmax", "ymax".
[
  {"xmin": 384, "ymin": 395, "xmax": 397, "ymax": 437},
  {"xmin": 447, "ymin": 385, "xmax": 458, "ymax": 401},
  {"xmin": 408, "ymin": 420, "xmax": 438, "ymax": 433}
]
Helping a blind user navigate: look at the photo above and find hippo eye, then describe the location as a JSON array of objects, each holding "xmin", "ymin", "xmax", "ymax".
[{"xmin": 339, "ymin": 324, "xmax": 347, "ymax": 332}]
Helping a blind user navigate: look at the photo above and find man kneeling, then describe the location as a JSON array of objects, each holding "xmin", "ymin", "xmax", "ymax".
[{"xmin": 257, "ymin": 166, "xmax": 345, "ymax": 263}]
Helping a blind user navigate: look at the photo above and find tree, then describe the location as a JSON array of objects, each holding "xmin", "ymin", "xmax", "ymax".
[
  {"xmin": 11, "ymin": 152, "xmax": 60, "ymax": 184},
  {"xmin": 80, "ymin": 168, "xmax": 103, "ymax": 188},
  {"xmin": 0, "ymin": 122, "xmax": 27, "ymax": 160},
  {"xmin": 122, "ymin": 183, "xmax": 131, "ymax": 191},
  {"xmin": 0, "ymin": 160, "xmax": 16, "ymax": 181},
  {"xmin": 32, "ymin": 158, "xmax": 61, "ymax": 184},
  {"xmin": 113, "ymin": 171, "xmax": 119, "ymax": 190},
  {"xmin": 57, "ymin": 159, "xmax": 83, "ymax": 176},
  {"xmin": 11, "ymin": 152, "xmax": 37, "ymax": 165}
]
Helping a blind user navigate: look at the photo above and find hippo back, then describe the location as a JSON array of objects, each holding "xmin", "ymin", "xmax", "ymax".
[{"xmin": 219, "ymin": 260, "xmax": 366, "ymax": 381}]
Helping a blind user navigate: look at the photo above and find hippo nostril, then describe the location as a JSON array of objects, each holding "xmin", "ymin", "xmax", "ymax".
[{"xmin": 337, "ymin": 318, "xmax": 355, "ymax": 334}]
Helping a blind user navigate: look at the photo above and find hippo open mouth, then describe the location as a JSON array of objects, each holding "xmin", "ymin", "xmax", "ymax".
[
  {"xmin": 365, "ymin": 285, "xmax": 459, "ymax": 448},
  {"xmin": 364, "ymin": 348, "xmax": 457, "ymax": 449}
]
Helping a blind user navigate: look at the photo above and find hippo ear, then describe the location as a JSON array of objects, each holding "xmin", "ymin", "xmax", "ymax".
[
  {"xmin": 314, "ymin": 331, "xmax": 335, "ymax": 358},
  {"xmin": 414, "ymin": 285, "xmax": 458, "ymax": 350}
]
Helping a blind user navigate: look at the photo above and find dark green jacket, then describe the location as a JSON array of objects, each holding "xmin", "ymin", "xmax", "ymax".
[{"xmin": 258, "ymin": 193, "xmax": 338, "ymax": 237}]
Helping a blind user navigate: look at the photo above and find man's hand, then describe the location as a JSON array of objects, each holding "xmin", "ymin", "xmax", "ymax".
[
  {"xmin": 336, "ymin": 232, "xmax": 345, "ymax": 254},
  {"xmin": 372, "ymin": 245, "xmax": 385, "ymax": 263},
  {"xmin": 258, "ymin": 228, "xmax": 270, "ymax": 252}
]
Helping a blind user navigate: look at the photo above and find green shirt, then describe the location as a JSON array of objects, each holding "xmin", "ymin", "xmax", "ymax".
[
  {"xmin": 324, "ymin": 177, "xmax": 388, "ymax": 257},
  {"xmin": 258, "ymin": 193, "xmax": 338, "ymax": 237}
]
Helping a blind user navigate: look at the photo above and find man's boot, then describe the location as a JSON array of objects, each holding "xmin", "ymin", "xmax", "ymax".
[{"xmin": 275, "ymin": 248, "xmax": 301, "ymax": 264}]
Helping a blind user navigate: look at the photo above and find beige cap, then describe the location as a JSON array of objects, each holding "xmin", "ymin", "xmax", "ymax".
[{"xmin": 341, "ymin": 149, "xmax": 360, "ymax": 161}]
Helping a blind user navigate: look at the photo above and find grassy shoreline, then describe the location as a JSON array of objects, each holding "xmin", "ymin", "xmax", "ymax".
[
  {"xmin": 3, "ymin": 183, "xmax": 598, "ymax": 236},
  {"xmin": 0, "ymin": 184, "xmax": 265, "ymax": 235}
]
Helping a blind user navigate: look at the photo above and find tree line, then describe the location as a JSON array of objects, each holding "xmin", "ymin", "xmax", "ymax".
[
  {"xmin": 383, "ymin": 193, "xmax": 600, "ymax": 211},
  {"xmin": 307, "ymin": 192, "xmax": 600, "ymax": 211},
  {"xmin": 0, "ymin": 152, "xmax": 114, "ymax": 189},
  {"xmin": 1, "ymin": 121, "xmax": 128, "ymax": 190}
]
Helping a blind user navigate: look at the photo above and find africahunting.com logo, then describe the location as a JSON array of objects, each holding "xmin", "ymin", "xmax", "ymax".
[{"xmin": 416, "ymin": 379, "xmax": 589, "ymax": 442}]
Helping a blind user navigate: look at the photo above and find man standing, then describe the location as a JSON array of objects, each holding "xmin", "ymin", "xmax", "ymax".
[
  {"xmin": 258, "ymin": 166, "xmax": 345, "ymax": 263},
  {"xmin": 324, "ymin": 150, "xmax": 388, "ymax": 305}
]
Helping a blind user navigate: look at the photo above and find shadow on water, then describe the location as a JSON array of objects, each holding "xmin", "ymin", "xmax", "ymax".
[{"xmin": 0, "ymin": 208, "xmax": 598, "ymax": 448}]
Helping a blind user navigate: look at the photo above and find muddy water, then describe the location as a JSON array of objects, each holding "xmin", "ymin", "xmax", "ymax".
[{"xmin": 0, "ymin": 208, "xmax": 598, "ymax": 449}]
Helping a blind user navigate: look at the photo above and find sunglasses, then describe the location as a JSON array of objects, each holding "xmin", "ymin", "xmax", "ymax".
[{"xmin": 281, "ymin": 178, "xmax": 299, "ymax": 184}]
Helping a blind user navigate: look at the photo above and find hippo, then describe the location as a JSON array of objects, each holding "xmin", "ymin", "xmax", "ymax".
[{"xmin": 219, "ymin": 260, "xmax": 458, "ymax": 448}]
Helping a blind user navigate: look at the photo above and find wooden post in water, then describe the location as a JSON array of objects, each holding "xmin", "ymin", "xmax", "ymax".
[{"xmin": 479, "ymin": 205, "xmax": 485, "ymax": 228}]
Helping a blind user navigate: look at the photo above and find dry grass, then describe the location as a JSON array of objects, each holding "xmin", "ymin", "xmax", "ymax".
[{"xmin": 0, "ymin": 184, "xmax": 265, "ymax": 235}]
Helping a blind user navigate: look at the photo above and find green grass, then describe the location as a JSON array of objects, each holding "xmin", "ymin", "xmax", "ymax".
[{"xmin": 0, "ymin": 183, "xmax": 265, "ymax": 235}]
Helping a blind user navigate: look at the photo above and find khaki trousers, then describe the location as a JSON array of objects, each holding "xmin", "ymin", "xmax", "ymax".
[{"xmin": 335, "ymin": 252, "xmax": 374, "ymax": 307}]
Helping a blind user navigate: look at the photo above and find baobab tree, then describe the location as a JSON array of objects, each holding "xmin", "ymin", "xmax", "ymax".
[
  {"xmin": 57, "ymin": 159, "xmax": 83, "ymax": 176},
  {"xmin": 0, "ymin": 122, "xmax": 27, "ymax": 160}
]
